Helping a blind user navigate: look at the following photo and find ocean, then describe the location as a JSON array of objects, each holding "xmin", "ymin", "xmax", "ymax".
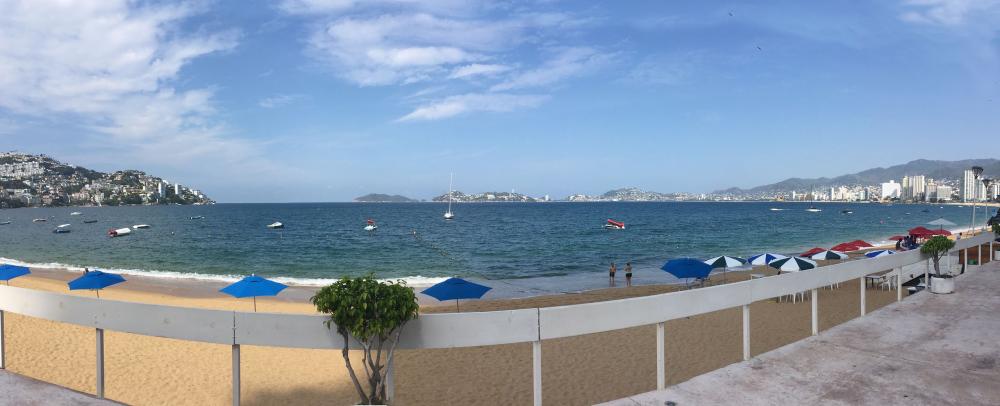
[{"xmin": 0, "ymin": 202, "xmax": 989, "ymax": 298}]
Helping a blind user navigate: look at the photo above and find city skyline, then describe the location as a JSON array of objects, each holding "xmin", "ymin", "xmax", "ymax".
[{"xmin": 2, "ymin": 1, "xmax": 1000, "ymax": 202}]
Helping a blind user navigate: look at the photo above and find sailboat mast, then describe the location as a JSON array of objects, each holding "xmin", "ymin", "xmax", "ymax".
[{"xmin": 447, "ymin": 173, "xmax": 453, "ymax": 212}]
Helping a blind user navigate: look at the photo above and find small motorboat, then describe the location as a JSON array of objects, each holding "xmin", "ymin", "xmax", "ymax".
[
  {"xmin": 70, "ymin": 212, "xmax": 82, "ymax": 216},
  {"xmin": 267, "ymin": 222, "xmax": 284, "ymax": 229},
  {"xmin": 841, "ymin": 210, "xmax": 853, "ymax": 214},
  {"xmin": 133, "ymin": 224, "xmax": 151, "ymax": 229},
  {"xmin": 806, "ymin": 207, "xmax": 822, "ymax": 212},
  {"xmin": 53, "ymin": 224, "xmax": 72, "ymax": 233},
  {"xmin": 769, "ymin": 208, "xmax": 784, "ymax": 211},
  {"xmin": 0, "ymin": 221, "xmax": 11, "ymax": 225},
  {"xmin": 364, "ymin": 218, "xmax": 378, "ymax": 231},
  {"xmin": 108, "ymin": 227, "xmax": 131, "ymax": 237},
  {"xmin": 190, "ymin": 215, "xmax": 205, "ymax": 220},
  {"xmin": 603, "ymin": 219, "xmax": 625, "ymax": 230},
  {"xmin": 32, "ymin": 218, "xmax": 47, "ymax": 223},
  {"xmin": 83, "ymin": 219, "xmax": 98, "ymax": 224},
  {"xmin": 921, "ymin": 209, "xmax": 930, "ymax": 213}
]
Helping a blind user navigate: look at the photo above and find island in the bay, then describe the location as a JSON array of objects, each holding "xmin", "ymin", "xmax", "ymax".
[
  {"xmin": 0, "ymin": 152, "xmax": 213, "ymax": 208},
  {"xmin": 354, "ymin": 193, "xmax": 419, "ymax": 203}
]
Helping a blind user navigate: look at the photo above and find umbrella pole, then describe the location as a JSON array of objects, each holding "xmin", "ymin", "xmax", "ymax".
[
  {"xmin": 456, "ymin": 300, "xmax": 460, "ymax": 313},
  {"xmin": 253, "ymin": 297, "xmax": 257, "ymax": 312},
  {"xmin": 96, "ymin": 290, "xmax": 100, "ymax": 299}
]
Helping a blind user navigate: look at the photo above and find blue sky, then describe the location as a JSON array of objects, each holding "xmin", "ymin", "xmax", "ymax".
[{"xmin": 1, "ymin": 0, "xmax": 999, "ymax": 202}]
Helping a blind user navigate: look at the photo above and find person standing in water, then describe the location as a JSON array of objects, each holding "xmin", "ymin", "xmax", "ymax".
[
  {"xmin": 625, "ymin": 262, "xmax": 633, "ymax": 287},
  {"xmin": 609, "ymin": 262, "xmax": 617, "ymax": 287}
]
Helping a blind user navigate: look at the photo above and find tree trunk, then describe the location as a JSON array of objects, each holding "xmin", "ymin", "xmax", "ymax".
[{"xmin": 341, "ymin": 332, "xmax": 369, "ymax": 405}]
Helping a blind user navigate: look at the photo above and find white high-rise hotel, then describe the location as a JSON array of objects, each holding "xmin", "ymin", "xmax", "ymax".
[{"xmin": 961, "ymin": 169, "xmax": 987, "ymax": 202}]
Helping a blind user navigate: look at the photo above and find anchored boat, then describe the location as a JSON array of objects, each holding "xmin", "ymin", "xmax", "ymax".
[
  {"xmin": 267, "ymin": 222, "xmax": 284, "ymax": 229},
  {"xmin": 108, "ymin": 227, "xmax": 131, "ymax": 237},
  {"xmin": 603, "ymin": 219, "xmax": 625, "ymax": 230},
  {"xmin": 53, "ymin": 224, "xmax": 72, "ymax": 233}
]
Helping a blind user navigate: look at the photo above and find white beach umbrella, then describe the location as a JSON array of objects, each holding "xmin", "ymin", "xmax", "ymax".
[
  {"xmin": 768, "ymin": 257, "xmax": 817, "ymax": 272},
  {"xmin": 810, "ymin": 250, "xmax": 848, "ymax": 260},
  {"xmin": 747, "ymin": 253, "xmax": 787, "ymax": 266}
]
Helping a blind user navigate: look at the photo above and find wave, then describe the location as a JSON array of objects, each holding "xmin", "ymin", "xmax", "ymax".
[{"xmin": 0, "ymin": 257, "xmax": 448, "ymax": 287}]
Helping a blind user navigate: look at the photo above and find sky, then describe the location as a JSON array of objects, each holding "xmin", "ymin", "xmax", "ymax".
[{"xmin": 1, "ymin": 0, "xmax": 999, "ymax": 202}]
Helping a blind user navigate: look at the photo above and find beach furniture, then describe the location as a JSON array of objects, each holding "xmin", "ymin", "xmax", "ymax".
[
  {"xmin": 67, "ymin": 270, "xmax": 125, "ymax": 298},
  {"xmin": 220, "ymin": 275, "xmax": 288, "ymax": 312},
  {"xmin": 421, "ymin": 277, "xmax": 492, "ymax": 312},
  {"xmin": 661, "ymin": 258, "xmax": 713, "ymax": 289},
  {"xmin": 0, "ymin": 264, "xmax": 30, "ymax": 285}
]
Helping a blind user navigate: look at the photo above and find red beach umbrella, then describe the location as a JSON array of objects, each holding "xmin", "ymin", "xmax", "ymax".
[
  {"xmin": 908, "ymin": 226, "xmax": 935, "ymax": 237},
  {"xmin": 930, "ymin": 229, "xmax": 952, "ymax": 236},
  {"xmin": 849, "ymin": 240, "xmax": 874, "ymax": 248},
  {"xmin": 888, "ymin": 235, "xmax": 905, "ymax": 241},
  {"xmin": 800, "ymin": 247, "xmax": 826, "ymax": 257},
  {"xmin": 831, "ymin": 242, "xmax": 860, "ymax": 252}
]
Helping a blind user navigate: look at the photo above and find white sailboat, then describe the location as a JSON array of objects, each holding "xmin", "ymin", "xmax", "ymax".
[{"xmin": 444, "ymin": 173, "xmax": 455, "ymax": 220}]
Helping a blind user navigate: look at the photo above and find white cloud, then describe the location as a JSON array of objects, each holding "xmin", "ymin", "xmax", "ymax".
[
  {"xmin": 900, "ymin": 0, "xmax": 1000, "ymax": 25},
  {"xmin": 398, "ymin": 93, "xmax": 547, "ymax": 121},
  {"xmin": 259, "ymin": 94, "xmax": 305, "ymax": 108},
  {"xmin": 491, "ymin": 47, "xmax": 613, "ymax": 91},
  {"xmin": 0, "ymin": 0, "xmax": 291, "ymax": 193},
  {"xmin": 448, "ymin": 63, "xmax": 513, "ymax": 79}
]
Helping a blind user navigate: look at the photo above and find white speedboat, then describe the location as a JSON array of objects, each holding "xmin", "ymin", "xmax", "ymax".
[
  {"xmin": 70, "ymin": 212, "xmax": 82, "ymax": 216},
  {"xmin": 769, "ymin": 208, "xmax": 784, "ymax": 211},
  {"xmin": 53, "ymin": 224, "xmax": 72, "ymax": 234},
  {"xmin": 806, "ymin": 206, "xmax": 822, "ymax": 212},
  {"xmin": 364, "ymin": 219, "xmax": 378, "ymax": 231},
  {"xmin": 0, "ymin": 221, "xmax": 11, "ymax": 225},
  {"xmin": 32, "ymin": 218, "xmax": 47, "ymax": 222},
  {"xmin": 133, "ymin": 224, "xmax": 151, "ymax": 229},
  {"xmin": 444, "ymin": 173, "xmax": 455, "ymax": 220},
  {"xmin": 108, "ymin": 227, "xmax": 131, "ymax": 237},
  {"xmin": 190, "ymin": 215, "xmax": 205, "ymax": 220},
  {"xmin": 267, "ymin": 222, "xmax": 284, "ymax": 229}
]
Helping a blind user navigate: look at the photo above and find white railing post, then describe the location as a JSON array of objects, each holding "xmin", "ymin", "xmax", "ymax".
[
  {"xmin": 96, "ymin": 328, "xmax": 104, "ymax": 399},
  {"xmin": 0, "ymin": 310, "xmax": 5, "ymax": 369},
  {"xmin": 232, "ymin": 344, "xmax": 240, "ymax": 406},
  {"xmin": 925, "ymin": 259, "xmax": 930, "ymax": 291},
  {"xmin": 859, "ymin": 277, "xmax": 866, "ymax": 316},
  {"xmin": 656, "ymin": 322, "xmax": 665, "ymax": 390},
  {"xmin": 964, "ymin": 248, "xmax": 969, "ymax": 272},
  {"xmin": 532, "ymin": 341, "xmax": 542, "ymax": 406},
  {"xmin": 896, "ymin": 267, "xmax": 902, "ymax": 301},
  {"xmin": 810, "ymin": 289, "xmax": 818, "ymax": 335},
  {"xmin": 741, "ymin": 305, "xmax": 749, "ymax": 361}
]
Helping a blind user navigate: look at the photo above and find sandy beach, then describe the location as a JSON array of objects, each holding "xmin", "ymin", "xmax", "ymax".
[{"xmin": 0, "ymin": 255, "xmax": 921, "ymax": 406}]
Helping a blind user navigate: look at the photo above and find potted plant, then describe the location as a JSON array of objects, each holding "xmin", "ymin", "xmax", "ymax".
[
  {"xmin": 312, "ymin": 275, "xmax": 419, "ymax": 405},
  {"xmin": 920, "ymin": 235, "xmax": 957, "ymax": 294}
]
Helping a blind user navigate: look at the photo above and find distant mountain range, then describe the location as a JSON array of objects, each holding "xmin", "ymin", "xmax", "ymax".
[
  {"xmin": 713, "ymin": 159, "xmax": 1000, "ymax": 194},
  {"xmin": 354, "ymin": 193, "xmax": 418, "ymax": 203}
]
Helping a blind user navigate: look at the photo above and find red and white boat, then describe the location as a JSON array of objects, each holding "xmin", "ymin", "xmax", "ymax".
[
  {"xmin": 603, "ymin": 219, "xmax": 625, "ymax": 230},
  {"xmin": 108, "ymin": 227, "xmax": 131, "ymax": 237}
]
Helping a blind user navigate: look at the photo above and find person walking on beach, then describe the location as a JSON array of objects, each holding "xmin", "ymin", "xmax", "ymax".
[
  {"xmin": 625, "ymin": 262, "xmax": 633, "ymax": 287},
  {"xmin": 609, "ymin": 262, "xmax": 617, "ymax": 287}
]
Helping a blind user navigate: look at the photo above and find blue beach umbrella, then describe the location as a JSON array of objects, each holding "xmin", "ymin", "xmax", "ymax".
[
  {"xmin": 0, "ymin": 264, "xmax": 30, "ymax": 285},
  {"xmin": 661, "ymin": 258, "xmax": 713, "ymax": 287},
  {"xmin": 68, "ymin": 270, "xmax": 125, "ymax": 298},
  {"xmin": 220, "ymin": 275, "xmax": 288, "ymax": 312},
  {"xmin": 865, "ymin": 250, "xmax": 896, "ymax": 258},
  {"xmin": 421, "ymin": 277, "xmax": 492, "ymax": 312}
]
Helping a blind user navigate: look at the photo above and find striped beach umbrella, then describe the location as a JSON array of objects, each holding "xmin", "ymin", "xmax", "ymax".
[
  {"xmin": 768, "ymin": 257, "xmax": 817, "ymax": 272},
  {"xmin": 704, "ymin": 256, "xmax": 746, "ymax": 268},
  {"xmin": 810, "ymin": 250, "xmax": 848, "ymax": 260},
  {"xmin": 865, "ymin": 250, "xmax": 895, "ymax": 258},
  {"xmin": 748, "ymin": 253, "xmax": 788, "ymax": 266},
  {"xmin": 704, "ymin": 256, "xmax": 746, "ymax": 282}
]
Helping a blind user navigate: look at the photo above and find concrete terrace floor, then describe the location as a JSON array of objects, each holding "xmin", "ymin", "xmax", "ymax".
[
  {"xmin": 603, "ymin": 262, "xmax": 1000, "ymax": 406},
  {"xmin": 0, "ymin": 369, "xmax": 116, "ymax": 405}
]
